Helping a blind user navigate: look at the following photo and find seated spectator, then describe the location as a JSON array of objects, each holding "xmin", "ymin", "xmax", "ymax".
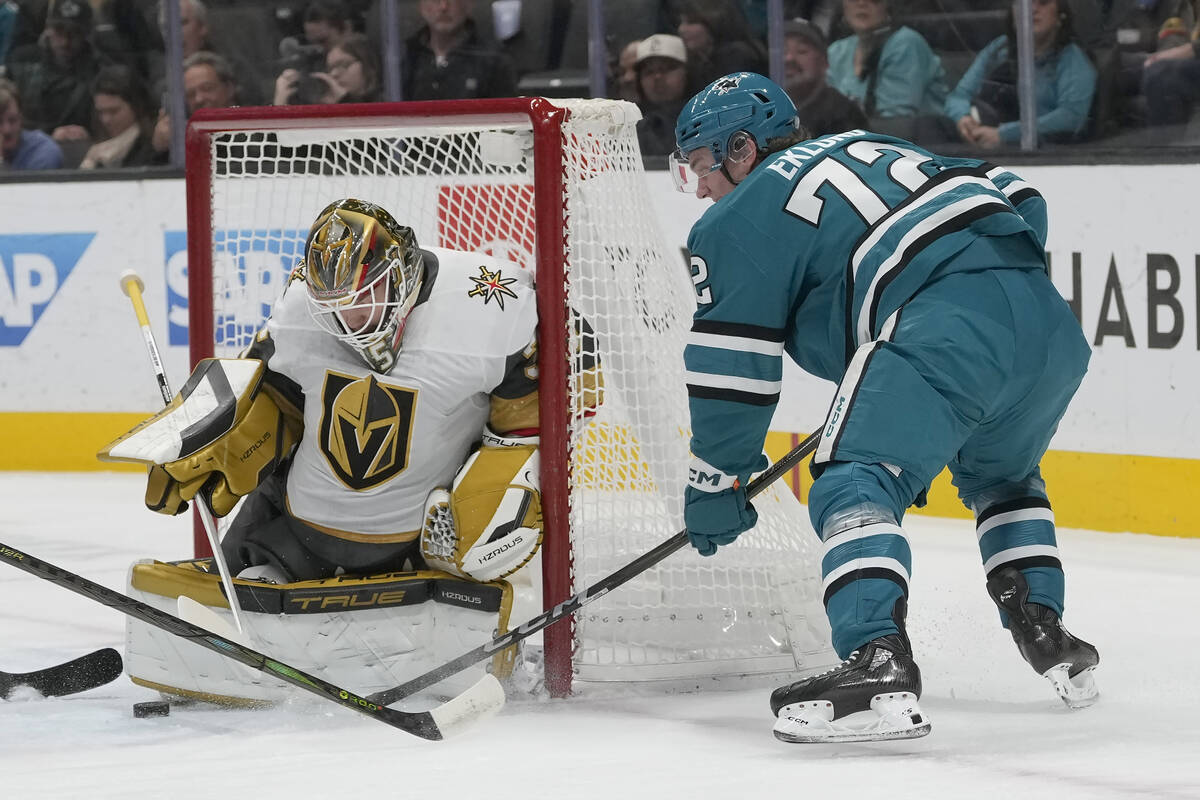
[
  {"xmin": 152, "ymin": 50, "xmax": 240, "ymax": 158},
  {"xmin": 402, "ymin": 0, "xmax": 517, "ymax": 101},
  {"xmin": 275, "ymin": 0, "xmax": 355, "ymax": 106},
  {"xmin": 151, "ymin": 0, "xmax": 265, "ymax": 107},
  {"xmin": 942, "ymin": 0, "xmax": 1096, "ymax": 149},
  {"xmin": 613, "ymin": 39, "xmax": 641, "ymax": 103},
  {"xmin": 1142, "ymin": 11, "xmax": 1200, "ymax": 141},
  {"xmin": 826, "ymin": 0, "xmax": 948, "ymax": 126},
  {"xmin": 182, "ymin": 50, "xmax": 240, "ymax": 112},
  {"xmin": 296, "ymin": 32, "xmax": 383, "ymax": 105},
  {"xmin": 634, "ymin": 34, "xmax": 691, "ymax": 155},
  {"xmin": 675, "ymin": 0, "xmax": 768, "ymax": 89},
  {"xmin": 0, "ymin": 77, "xmax": 65, "ymax": 169},
  {"xmin": 327, "ymin": 33, "xmax": 382, "ymax": 103},
  {"xmin": 782, "ymin": 17, "xmax": 868, "ymax": 136},
  {"xmin": 79, "ymin": 64, "xmax": 161, "ymax": 168},
  {"xmin": 7, "ymin": 0, "xmax": 108, "ymax": 144}
]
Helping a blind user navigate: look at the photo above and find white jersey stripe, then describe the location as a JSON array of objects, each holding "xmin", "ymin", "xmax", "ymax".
[
  {"xmin": 982, "ymin": 544, "xmax": 1060, "ymax": 574},
  {"xmin": 852, "ymin": 175, "xmax": 998, "ymax": 275},
  {"xmin": 976, "ymin": 507, "xmax": 1056, "ymax": 541},
  {"xmin": 985, "ymin": 165, "xmax": 1032, "ymax": 198},
  {"xmin": 822, "ymin": 557, "xmax": 910, "ymax": 592},
  {"xmin": 687, "ymin": 330, "xmax": 786, "ymax": 356},
  {"xmin": 856, "ymin": 190, "xmax": 1011, "ymax": 345},
  {"xmin": 877, "ymin": 308, "xmax": 901, "ymax": 342},
  {"xmin": 683, "ymin": 370, "xmax": 782, "ymax": 395}
]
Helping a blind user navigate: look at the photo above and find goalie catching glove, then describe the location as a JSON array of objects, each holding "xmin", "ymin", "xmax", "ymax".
[
  {"xmin": 421, "ymin": 429, "xmax": 543, "ymax": 583},
  {"xmin": 98, "ymin": 358, "xmax": 301, "ymax": 517}
]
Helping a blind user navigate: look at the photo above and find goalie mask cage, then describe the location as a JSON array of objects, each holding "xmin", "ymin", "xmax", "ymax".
[{"xmin": 185, "ymin": 97, "xmax": 834, "ymax": 698}]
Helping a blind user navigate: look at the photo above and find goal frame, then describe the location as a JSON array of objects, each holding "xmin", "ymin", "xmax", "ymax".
[{"xmin": 184, "ymin": 98, "xmax": 577, "ymax": 696}]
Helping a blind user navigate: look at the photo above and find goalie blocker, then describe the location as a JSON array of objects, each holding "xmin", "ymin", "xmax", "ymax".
[{"xmin": 98, "ymin": 358, "xmax": 300, "ymax": 517}]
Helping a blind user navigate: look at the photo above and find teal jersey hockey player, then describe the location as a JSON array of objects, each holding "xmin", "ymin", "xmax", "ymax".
[{"xmin": 672, "ymin": 73, "xmax": 1100, "ymax": 744}]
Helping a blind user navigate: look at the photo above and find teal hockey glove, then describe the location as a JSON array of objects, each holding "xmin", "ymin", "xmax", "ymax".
[
  {"xmin": 684, "ymin": 454, "xmax": 767, "ymax": 556},
  {"xmin": 684, "ymin": 484, "xmax": 758, "ymax": 556}
]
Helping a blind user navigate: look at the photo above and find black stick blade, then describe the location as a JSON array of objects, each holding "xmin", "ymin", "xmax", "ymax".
[{"xmin": 0, "ymin": 648, "xmax": 123, "ymax": 699}]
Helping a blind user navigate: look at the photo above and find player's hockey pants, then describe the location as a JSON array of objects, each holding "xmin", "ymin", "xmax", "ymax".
[{"xmin": 807, "ymin": 267, "xmax": 1090, "ymax": 658}]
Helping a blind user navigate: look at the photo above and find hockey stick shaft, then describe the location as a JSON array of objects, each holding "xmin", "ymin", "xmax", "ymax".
[
  {"xmin": 367, "ymin": 429, "xmax": 821, "ymax": 706},
  {"xmin": 118, "ymin": 271, "xmax": 248, "ymax": 635},
  {"xmin": 0, "ymin": 648, "xmax": 123, "ymax": 699},
  {"xmin": 0, "ymin": 540, "xmax": 488, "ymax": 739}
]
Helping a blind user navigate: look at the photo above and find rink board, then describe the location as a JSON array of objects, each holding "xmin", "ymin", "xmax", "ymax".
[{"xmin": 2, "ymin": 165, "xmax": 1198, "ymax": 537}]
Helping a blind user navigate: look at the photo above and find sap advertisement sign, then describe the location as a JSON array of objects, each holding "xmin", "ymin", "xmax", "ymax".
[
  {"xmin": 165, "ymin": 229, "xmax": 304, "ymax": 347},
  {"xmin": 3, "ymin": 170, "xmax": 1200, "ymax": 460},
  {"xmin": 0, "ymin": 233, "xmax": 95, "ymax": 346}
]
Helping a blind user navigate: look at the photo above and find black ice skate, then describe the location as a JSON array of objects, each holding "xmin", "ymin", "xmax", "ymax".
[
  {"xmin": 986, "ymin": 566, "xmax": 1100, "ymax": 709},
  {"xmin": 769, "ymin": 633, "xmax": 931, "ymax": 744}
]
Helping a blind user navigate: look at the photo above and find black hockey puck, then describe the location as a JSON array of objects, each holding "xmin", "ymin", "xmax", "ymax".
[{"xmin": 133, "ymin": 700, "xmax": 170, "ymax": 718}]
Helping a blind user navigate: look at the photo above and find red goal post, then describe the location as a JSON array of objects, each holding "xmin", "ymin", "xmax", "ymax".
[{"xmin": 184, "ymin": 97, "xmax": 834, "ymax": 697}]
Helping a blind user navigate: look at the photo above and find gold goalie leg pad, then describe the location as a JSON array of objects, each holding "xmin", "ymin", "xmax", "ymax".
[{"xmin": 125, "ymin": 559, "xmax": 516, "ymax": 705}]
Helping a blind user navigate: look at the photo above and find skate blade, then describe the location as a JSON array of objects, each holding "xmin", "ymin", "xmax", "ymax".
[
  {"xmin": 1044, "ymin": 663, "xmax": 1099, "ymax": 709},
  {"xmin": 773, "ymin": 692, "xmax": 932, "ymax": 744}
]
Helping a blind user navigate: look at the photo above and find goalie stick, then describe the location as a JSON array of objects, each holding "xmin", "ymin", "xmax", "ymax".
[
  {"xmin": 366, "ymin": 429, "xmax": 822, "ymax": 707},
  {"xmin": 1, "ymin": 648, "xmax": 123, "ymax": 700},
  {"xmin": 0, "ymin": 541, "xmax": 504, "ymax": 740},
  {"xmin": 118, "ymin": 270, "xmax": 249, "ymax": 636}
]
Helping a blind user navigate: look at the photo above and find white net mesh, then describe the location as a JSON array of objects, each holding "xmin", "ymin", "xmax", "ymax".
[{"xmin": 196, "ymin": 99, "xmax": 835, "ymax": 690}]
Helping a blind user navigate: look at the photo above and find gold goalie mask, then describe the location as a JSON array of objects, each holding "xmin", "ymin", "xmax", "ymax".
[{"xmin": 304, "ymin": 198, "xmax": 424, "ymax": 373}]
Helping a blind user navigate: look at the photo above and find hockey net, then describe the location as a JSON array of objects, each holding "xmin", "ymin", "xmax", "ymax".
[{"xmin": 185, "ymin": 98, "xmax": 835, "ymax": 696}]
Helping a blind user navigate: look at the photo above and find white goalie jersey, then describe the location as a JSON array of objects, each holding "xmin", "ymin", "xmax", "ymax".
[{"xmin": 251, "ymin": 246, "xmax": 538, "ymax": 540}]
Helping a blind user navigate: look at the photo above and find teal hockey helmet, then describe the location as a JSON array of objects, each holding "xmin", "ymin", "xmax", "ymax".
[{"xmin": 672, "ymin": 72, "xmax": 799, "ymax": 191}]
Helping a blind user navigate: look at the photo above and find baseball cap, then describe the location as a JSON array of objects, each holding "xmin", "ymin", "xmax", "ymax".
[
  {"xmin": 783, "ymin": 18, "xmax": 827, "ymax": 55},
  {"xmin": 636, "ymin": 34, "xmax": 687, "ymax": 67},
  {"xmin": 48, "ymin": 0, "xmax": 94, "ymax": 31}
]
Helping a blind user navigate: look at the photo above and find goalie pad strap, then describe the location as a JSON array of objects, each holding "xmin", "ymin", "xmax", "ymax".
[{"xmin": 130, "ymin": 559, "xmax": 509, "ymax": 616}]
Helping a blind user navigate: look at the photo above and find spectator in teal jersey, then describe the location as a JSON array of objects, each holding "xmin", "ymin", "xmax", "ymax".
[
  {"xmin": 826, "ymin": 0, "xmax": 948, "ymax": 124},
  {"xmin": 943, "ymin": 0, "xmax": 1097, "ymax": 149}
]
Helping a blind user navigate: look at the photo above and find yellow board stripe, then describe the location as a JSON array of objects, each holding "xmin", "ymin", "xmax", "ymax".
[
  {"xmin": 1, "ymin": 413, "xmax": 1190, "ymax": 538},
  {"xmin": 765, "ymin": 431, "xmax": 1194, "ymax": 538},
  {"xmin": 1, "ymin": 412, "xmax": 149, "ymax": 472}
]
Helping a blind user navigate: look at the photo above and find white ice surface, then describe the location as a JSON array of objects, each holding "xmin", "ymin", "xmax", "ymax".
[{"xmin": 1, "ymin": 472, "xmax": 1198, "ymax": 800}]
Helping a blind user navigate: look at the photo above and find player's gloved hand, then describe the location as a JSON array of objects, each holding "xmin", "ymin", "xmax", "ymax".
[
  {"xmin": 684, "ymin": 484, "xmax": 758, "ymax": 556},
  {"xmin": 684, "ymin": 454, "xmax": 767, "ymax": 556}
]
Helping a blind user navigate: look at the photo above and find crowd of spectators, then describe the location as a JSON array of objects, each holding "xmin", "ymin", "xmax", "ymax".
[{"xmin": 3, "ymin": 0, "xmax": 1200, "ymax": 173}]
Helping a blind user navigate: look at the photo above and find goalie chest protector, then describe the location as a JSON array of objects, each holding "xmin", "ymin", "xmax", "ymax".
[{"xmin": 262, "ymin": 247, "xmax": 538, "ymax": 539}]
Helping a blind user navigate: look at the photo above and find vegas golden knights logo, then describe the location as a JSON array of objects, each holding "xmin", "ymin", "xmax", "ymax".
[{"xmin": 319, "ymin": 371, "xmax": 417, "ymax": 490}]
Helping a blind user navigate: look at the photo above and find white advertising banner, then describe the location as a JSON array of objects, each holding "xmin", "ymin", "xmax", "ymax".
[{"xmin": 1, "ymin": 164, "xmax": 1198, "ymax": 460}]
